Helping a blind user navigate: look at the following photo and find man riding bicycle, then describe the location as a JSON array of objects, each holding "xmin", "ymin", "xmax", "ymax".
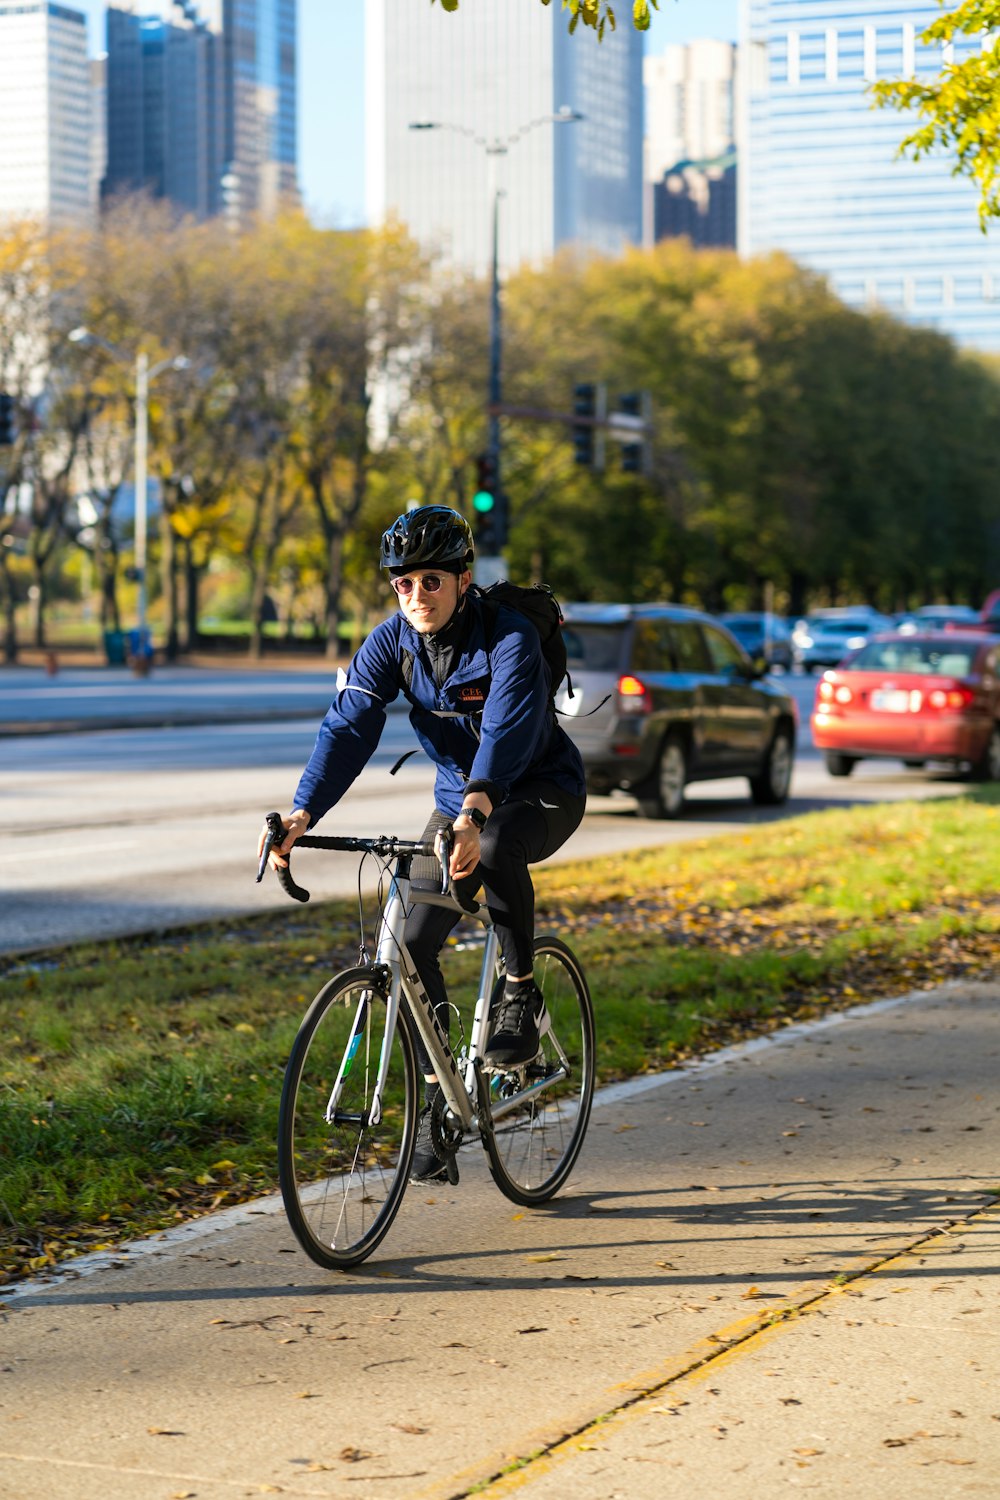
[{"xmin": 263, "ymin": 505, "xmax": 586, "ymax": 1182}]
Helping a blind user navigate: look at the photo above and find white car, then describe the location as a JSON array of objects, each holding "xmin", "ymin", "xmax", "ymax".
[{"xmin": 792, "ymin": 608, "xmax": 893, "ymax": 672}]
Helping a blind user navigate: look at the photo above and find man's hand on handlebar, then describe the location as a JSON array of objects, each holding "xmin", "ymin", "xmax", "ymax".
[
  {"xmin": 449, "ymin": 825, "xmax": 480, "ymax": 881},
  {"xmin": 257, "ymin": 808, "xmax": 311, "ymax": 873}
]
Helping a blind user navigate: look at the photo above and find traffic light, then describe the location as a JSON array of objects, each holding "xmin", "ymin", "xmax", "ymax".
[
  {"xmin": 473, "ymin": 451, "xmax": 501, "ymax": 552},
  {"xmin": 620, "ymin": 392, "xmax": 642, "ymax": 473},
  {"xmin": 0, "ymin": 394, "xmax": 15, "ymax": 447},
  {"xmin": 572, "ymin": 383, "xmax": 596, "ymax": 466}
]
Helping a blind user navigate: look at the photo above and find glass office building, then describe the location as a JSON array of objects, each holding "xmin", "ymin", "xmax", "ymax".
[
  {"xmin": 0, "ymin": 1, "xmax": 92, "ymax": 225},
  {"xmin": 105, "ymin": 0, "xmax": 296, "ymax": 225},
  {"xmin": 366, "ymin": 0, "xmax": 643, "ymax": 277},
  {"xmin": 741, "ymin": 1, "xmax": 1000, "ymax": 350},
  {"xmin": 105, "ymin": 4, "xmax": 223, "ymax": 219},
  {"xmin": 222, "ymin": 0, "xmax": 298, "ymax": 222}
]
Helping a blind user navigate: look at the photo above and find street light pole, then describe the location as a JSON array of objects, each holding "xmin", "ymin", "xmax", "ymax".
[
  {"xmin": 409, "ymin": 110, "xmax": 583, "ymax": 577},
  {"xmin": 487, "ymin": 159, "xmax": 503, "ymax": 573},
  {"xmin": 69, "ymin": 329, "xmax": 188, "ymax": 656},
  {"xmin": 134, "ymin": 349, "xmax": 149, "ymax": 638}
]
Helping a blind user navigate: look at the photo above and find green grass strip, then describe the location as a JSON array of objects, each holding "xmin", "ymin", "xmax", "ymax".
[{"xmin": 2, "ymin": 789, "xmax": 997, "ymax": 1283}]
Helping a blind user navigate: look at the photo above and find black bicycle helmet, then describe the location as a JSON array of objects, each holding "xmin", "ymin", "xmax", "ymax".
[{"xmin": 380, "ymin": 505, "xmax": 474, "ymax": 572}]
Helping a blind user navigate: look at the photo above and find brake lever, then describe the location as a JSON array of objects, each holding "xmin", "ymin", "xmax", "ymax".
[
  {"xmin": 257, "ymin": 810, "xmax": 311, "ymax": 903},
  {"xmin": 257, "ymin": 811, "xmax": 285, "ymax": 882},
  {"xmin": 433, "ymin": 827, "xmax": 454, "ymax": 896}
]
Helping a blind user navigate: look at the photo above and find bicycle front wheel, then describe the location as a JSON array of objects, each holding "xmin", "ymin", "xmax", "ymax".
[
  {"xmin": 484, "ymin": 936, "xmax": 595, "ymax": 1206},
  {"xmin": 278, "ymin": 967, "xmax": 418, "ymax": 1270}
]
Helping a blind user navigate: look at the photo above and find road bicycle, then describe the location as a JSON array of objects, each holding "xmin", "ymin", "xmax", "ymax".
[{"xmin": 258, "ymin": 812, "xmax": 595, "ymax": 1270}]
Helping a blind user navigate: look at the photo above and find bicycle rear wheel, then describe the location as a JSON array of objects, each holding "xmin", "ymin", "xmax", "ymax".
[
  {"xmin": 278, "ymin": 967, "xmax": 418, "ymax": 1270},
  {"xmin": 484, "ymin": 936, "xmax": 595, "ymax": 1206}
]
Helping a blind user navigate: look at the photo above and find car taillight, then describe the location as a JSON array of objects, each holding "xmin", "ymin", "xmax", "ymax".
[
  {"xmin": 817, "ymin": 680, "xmax": 853, "ymax": 705},
  {"xmin": 618, "ymin": 674, "xmax": 652, "ymax": 713},
  {"xmin": 927, "ymin": 685, "xmax": 975, "ymax": 710}
]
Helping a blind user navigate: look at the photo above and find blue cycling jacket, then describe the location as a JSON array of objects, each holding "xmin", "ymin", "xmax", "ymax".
[{"xmin": 292, "ymin": 593, "xmax": 586, "ymax": 824}]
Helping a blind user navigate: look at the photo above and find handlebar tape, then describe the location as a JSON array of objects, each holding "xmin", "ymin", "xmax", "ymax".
[
  {"xmin": 262, "ymin": 810, "xmax": 311, "ymax": 903},
  {"xmin": 276, "ymin": 863, "xmax": 310, "ymax": 903}
]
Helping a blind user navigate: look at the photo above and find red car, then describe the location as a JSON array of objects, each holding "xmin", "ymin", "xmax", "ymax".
[{"xmin": 811, "ymin": 631, "xmax": 1000, "ymax": 780}]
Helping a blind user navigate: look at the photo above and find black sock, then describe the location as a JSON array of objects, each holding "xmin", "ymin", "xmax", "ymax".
[
  {"xmin": 504, "ymin": 975, "xmax": 536, "ymax": 998},
  {"xmin": 424, "ymin": 1081, "xmax": 441, "ymax": 1109}
]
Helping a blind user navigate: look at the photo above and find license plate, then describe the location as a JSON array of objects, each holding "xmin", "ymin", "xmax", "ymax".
[{"xmin": 871, "ymin": 688, "xmax": 913, "ymax": 713}]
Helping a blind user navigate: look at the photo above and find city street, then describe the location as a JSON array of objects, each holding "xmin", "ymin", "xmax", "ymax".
[{"xmin": 0, "ymin": 670, "xmax": 975, "ymax": 955}]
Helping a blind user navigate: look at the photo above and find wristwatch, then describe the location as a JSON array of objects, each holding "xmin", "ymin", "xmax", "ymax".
[{"xmin": 457, "ymin": 805, "xmax": 488, "ymax": 832}]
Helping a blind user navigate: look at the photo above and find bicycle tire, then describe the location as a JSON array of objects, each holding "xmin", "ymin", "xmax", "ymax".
[
  {"xmin": 278, "ymin": 967, "xmax": 418, "ymax": 1270},
  {"xmin": 483, "ymin": 936, "xmax": 595, "ymax": 1206}
]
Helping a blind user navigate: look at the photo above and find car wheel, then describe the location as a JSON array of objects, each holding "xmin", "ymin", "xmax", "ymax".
[
  {"xmin": 970, "ymin": 723, "xmax": 1000, "ymax": 782},
  {"xmin": 902, "ymin": 759, "xmax": 926, "ymax": 770},
  {"xmin": 825, "ymin": 751, "xmax": 856, "ymax": 778},
  {"xmin": 749, "ymin": 728, "xmax": 794, "ymax": 805},
  {"xmin": 636, "ymin": 736, "xmax": 687, "ymax": 819}
]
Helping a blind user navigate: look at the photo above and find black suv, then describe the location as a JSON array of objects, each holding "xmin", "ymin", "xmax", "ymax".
[{"xmin": 557, "ymin": 603, "xmax": 798, "ymax": 818}]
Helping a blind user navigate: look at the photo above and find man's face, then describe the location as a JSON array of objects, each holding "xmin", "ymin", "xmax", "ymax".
[{"xmin": 392, "ymin": 568, "xmax": 470, "ymax": 635}]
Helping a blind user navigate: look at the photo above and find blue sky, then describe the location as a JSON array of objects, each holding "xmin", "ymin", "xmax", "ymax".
[{"xmin": 75, "ymin": 1, "xmax": 738, "ymax": 227}]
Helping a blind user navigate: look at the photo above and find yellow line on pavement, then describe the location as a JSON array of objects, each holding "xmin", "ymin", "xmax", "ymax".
[{"xmin": 424, "ymin": 1197, "xmax": 1000, "ymax": 1500}]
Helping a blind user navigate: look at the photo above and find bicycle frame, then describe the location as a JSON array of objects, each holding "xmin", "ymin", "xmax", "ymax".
[{"xmin": 324, "ymin": 855, "xmax": 570, "ymax": 1139}]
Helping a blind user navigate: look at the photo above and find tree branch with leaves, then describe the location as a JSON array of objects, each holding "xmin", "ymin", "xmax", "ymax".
[
  {"xmin": 431, "ymin": 0, "xmax": 660, "ymax": 36},
  {"xmin": 873, "ymin": 2, "xmax": 1000, "ymax": 227}
]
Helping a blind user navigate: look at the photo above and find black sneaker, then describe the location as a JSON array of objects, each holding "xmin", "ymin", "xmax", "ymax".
[
  {"xmin": 410, "ymin": 1104, "xmax": 449, "ymax": 1183},
  {"xmin": 485, "ymin": 981, "xmax": 544, "ymax": 1067}
]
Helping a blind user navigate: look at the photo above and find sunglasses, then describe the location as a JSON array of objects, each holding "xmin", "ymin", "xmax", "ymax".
[{"xmin": 390, "ymin": 573, "xmax": 448, "ymax": 597}]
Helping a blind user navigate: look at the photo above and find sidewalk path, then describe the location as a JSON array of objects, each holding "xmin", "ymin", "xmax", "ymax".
[
  {"xmin": 0, "ymin": 663, "xmax": 355, "ymax": 737},
  {"xmin": 2, "ymin": 981, "xmax": 997, "ymax": 1499}
]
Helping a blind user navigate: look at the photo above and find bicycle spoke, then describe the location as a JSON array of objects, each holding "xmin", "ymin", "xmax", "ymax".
[
  {"xmin": 278, "ymin": 969, "xmax": 417, "ymax": 1269},
  {"xmin": 484, "ymin": 937, "xmax": 595, "ymax": 1205}
]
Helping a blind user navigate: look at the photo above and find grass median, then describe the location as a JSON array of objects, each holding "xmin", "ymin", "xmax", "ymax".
[{"xmin": 2, "ymin": 789, "xmax": 998, "ymax": 1285}]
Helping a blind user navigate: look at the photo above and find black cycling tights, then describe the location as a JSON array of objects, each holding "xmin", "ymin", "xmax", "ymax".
[{"xmin": 404, "ymin": 779, "xmax": 585, "ymax": 1076}]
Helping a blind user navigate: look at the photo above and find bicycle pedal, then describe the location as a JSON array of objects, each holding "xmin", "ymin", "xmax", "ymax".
[{"xmin": 445, "ymin": 1155, "xmax": 460, "ymax": 1186}]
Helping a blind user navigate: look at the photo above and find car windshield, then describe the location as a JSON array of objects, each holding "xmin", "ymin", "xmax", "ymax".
[
  {"xmin": 563, "ymin": 623, "xmax": 625, "ymax": 672},
  {"xmin": 810, "ymin": 618, "xmax": 874, "ymax": 634},
  {"xmin": 847, "ymin": 639, "xmax": 976, "ymax": 675}
]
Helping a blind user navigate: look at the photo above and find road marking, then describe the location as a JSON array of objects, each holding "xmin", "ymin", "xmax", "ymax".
[
  {"xmin": 0, "ymin": 1452, "xmax": 328, "ymax": 1496},
  {"xmin": 430, "ymin": 1198, "xmax": 1000, "ymax": 1499}
]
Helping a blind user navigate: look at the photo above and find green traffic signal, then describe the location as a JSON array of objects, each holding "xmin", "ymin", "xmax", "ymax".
[{"xmin": 473, "ymin": 489, "xmax": 495, "ymax": 513}]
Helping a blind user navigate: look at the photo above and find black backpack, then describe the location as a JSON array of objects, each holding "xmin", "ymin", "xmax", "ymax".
[{"xmin": 400, "ymin": 581, "xmax": 570, "ymax": 706}]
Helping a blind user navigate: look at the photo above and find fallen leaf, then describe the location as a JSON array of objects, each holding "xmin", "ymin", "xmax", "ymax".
[
  {"xmin": 147, "ymin": 1426, "xmax": 185, "ymax": 1436},
  {"xmin": 794, "ymin": 1447, "xmax": 823, "ymax": 1456},
  {"xmin": 294, "ymin": 1392, "xmax": 320, "ymax": 1400},
  {"xmin": 339, "ymin": 1446, "xmax": 372, "ymax": 1462},
  {"xmin": 517, "ymin": 1326, "xmax": 548, "ymax": 1334},
  {"xmin": 526, "ymin": 1254, "xmax": 566, "ymax": 1263},
  {"xmin": 392, "ymin": 1422, "xmax": 428, "ymax": 1435}
]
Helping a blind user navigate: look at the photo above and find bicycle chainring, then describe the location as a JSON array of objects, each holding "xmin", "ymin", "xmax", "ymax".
[{"xmin": 430, "ymin": 1093, "xmax": 463, "ymax": 1158}]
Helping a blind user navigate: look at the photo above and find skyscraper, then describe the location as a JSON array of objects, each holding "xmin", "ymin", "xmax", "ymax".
[
  {"xmin": 0, "ymin": 1, "xmax": 93, "ymax": 226},
  {"xmin": 365, "ymin": 0, "xmax": 643, "ymax": 277},
  {"xmin": 644, "ymin": 39, "xmax": 738, "ymax": 249},
  {"xmin": 741, "ymin": 1, "xmax": 1000, "ymax": 350},
  {"xmin": 221, "ymin": 0, "xmax": 298, "ymax": 223},
  {"xmin": 105, "ymin": 3, "xmax": 223, "ymax": 219},
  {"xmin": 104, "ymin": 0, "xmax": 297, "ymax": 224}
]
